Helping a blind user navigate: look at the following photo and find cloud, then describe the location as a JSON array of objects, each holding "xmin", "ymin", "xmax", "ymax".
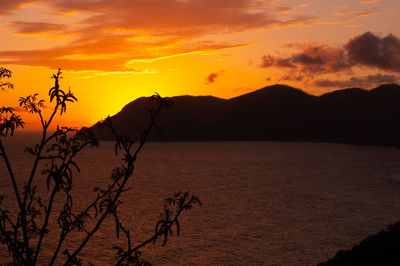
[
  {"xmin": 8, "ymin": 21, "xmax": 69, "ymax": 35},
  {"xmin": 0, "ymin": 1, "xmax": 384, "ymax": 73},
  {"xmin": 359, "ymin": 0, "xmax": 380, "ymax": 4},
  {"xmin": 206, "ymin": 73, "xmax": 219, "ymax": 84},
  {"xmin": 0, "ymin": 0, "xmax": 319, "ymax": 71},
  {"xmin": 205, "ymin": 71, "xmax": 224, "ymax": 84},
  {"xmin": 314, "ymin": 74, "xmax": 400, "ymax": 88},
  {"xmin": 260, "ymin": 44, "xmax": 350, "ymax": 77},
  {"xmin": 259, "ymin": 32, "xmax": 400, "ymax": 88},
  {"xmin": 63, "ymin": 0, "xmax": 275, "ymax": 32},
  {"xmin": 278, "ymin": 73, "xmax": 304, "ymax": 82},
  {"xmin": 271, "ymin": 6, "xmax": 293, "ymax": 14},
  {"xmin": 316, "ymin": 7, "xmax": 379, "ymax": 25},
  {"xmin": 0, "ymin": 35, "xmax": 247, "ymax": 71},
  {"xmin": 260, "ymin": 55, "xmax": 292, "ymax": 68},
  {"xmin": 345, "ymin": 32, "xmax": 400, "ymax": 73},
  {"xmin": 333, "ymin": 7, "xmax": 378, "ymax": 17},
  {"xmin": 0, "ymin": 0, "xmax": 35, "ymax": 16}
]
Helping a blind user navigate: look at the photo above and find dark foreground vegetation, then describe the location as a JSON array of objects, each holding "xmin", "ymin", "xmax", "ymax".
[
  {"xmin": 88, "ymin": 83, "xmax": 400, "ymax": 147},
  {"xmin": 0, "ymin": 68, "xmax": 200, "ymax": 265},
  {"xmin": 319, "ymin": 222, "xmax": 400, "ymax": 266}
]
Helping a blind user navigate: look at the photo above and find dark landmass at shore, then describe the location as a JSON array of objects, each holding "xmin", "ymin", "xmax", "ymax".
[
  {"xmin": 86, "ymin": 83, "xmax": 400, "ymax": 147},
  {"xmin": 318, "ymin": 222, "xmax": 400, "ymax": 266}
]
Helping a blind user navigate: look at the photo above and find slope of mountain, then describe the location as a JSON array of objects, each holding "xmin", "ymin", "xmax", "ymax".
[
  {"xmin": 318, "ymin": 221, "xmax": 400, "ymax": 266},
  {"xmin": 87, "ymin": 83, "xmax": 400, "ymax": 146}
]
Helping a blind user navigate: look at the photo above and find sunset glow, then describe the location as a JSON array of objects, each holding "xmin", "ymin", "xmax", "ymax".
[{"xmin": 1, "ymin": 0, "xmax": 399, "ymax": 129}]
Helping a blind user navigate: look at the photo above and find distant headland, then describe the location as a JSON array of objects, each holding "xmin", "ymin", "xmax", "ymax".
[{"xmin": 85, "ymin": 83, "xmax": 400, "ymax": 147}]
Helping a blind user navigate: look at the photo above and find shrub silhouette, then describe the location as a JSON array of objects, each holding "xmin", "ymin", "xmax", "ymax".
[
  {"xmin": 0, "ymin": 68, "xmax": 201, "ymax": 265},
  {"xmin": 318, "ymin": 222, "xmax": 400, "ymax": 266}
]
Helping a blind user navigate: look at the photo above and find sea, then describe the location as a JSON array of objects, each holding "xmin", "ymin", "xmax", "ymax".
[{"xmin": 1, "ymin": 133, "xmax": 400, "ymax": 265}]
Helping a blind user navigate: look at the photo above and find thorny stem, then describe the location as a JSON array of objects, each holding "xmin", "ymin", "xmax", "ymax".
[
  {"xmin": 18, "ymin": 73, "xmax": 62, "ymax": 264},
  {"xmin": 23, "ymin": 69, "xmax": 63, "ymax": 216},
  {"xmin": 33, "ymin": 141, "xmax": 91, "ymax": 264},
  {"xmin": 0, "ymin": 220, "xmax": 26, "ymax": 264},
  {"xmin": 64, "ymin": 163, "xmax": 134, "ymax": 265},
  {"xmin": 0, "ymin": 139, "xmax": 32, "ymax": 263},
  {"xmin": 64, "ymin": 101, "xmax": 164, "ymax": 265},
  {"xmin": 49, "ymin": 228, "xmax": 66, "ymax": 266},
  {"xmin": 116, "ymin": 207, "xmax": 185, "ymax": 265},
  {"xmin": 32, "ymin": 185, "xmax": 58, "ymax": 264},
  {"xmin": 23, "ymin": 99, "xmax": 60, "ymax": 209}
]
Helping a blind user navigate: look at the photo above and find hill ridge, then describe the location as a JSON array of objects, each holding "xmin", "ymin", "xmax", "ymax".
[{"xmin": 87, "ymin": 83, "xmax": 400, "ymax": 146}]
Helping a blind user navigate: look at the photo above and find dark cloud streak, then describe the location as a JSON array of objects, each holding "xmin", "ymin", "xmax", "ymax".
[
  {"xmin": 314, "ymin": 74, "xmax": 400, "ymax": 88},
  {"xmin": 9, "ymin": 21, "xmax": 68, "ymax": 34}
]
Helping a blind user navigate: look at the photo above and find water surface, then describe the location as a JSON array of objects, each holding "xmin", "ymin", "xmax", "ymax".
[{"xmin": 1, "ymin": 138, "xmax": 400, "ymax": 265}]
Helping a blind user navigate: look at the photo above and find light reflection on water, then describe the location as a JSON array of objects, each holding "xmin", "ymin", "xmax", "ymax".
[{"xmin": 1, "ymin": 137, "xmax": 400, "ymax": 265}]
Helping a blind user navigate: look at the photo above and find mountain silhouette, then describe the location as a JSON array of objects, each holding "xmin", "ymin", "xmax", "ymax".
[{"xmin": 86, "ymin": 83, "xmax": 400, "ymax": 146}]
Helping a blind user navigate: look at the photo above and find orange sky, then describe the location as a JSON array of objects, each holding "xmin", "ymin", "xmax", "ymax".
[{"xmin": 0, "ymin": 0, "xmax": 399, "ymax": 129}]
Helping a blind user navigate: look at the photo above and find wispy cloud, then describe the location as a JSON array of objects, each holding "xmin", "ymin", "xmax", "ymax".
[
  {"xmin": 8, "ymin": 21, "xmax": 70, "ymax": 36},
  {"xmin": 0, "ymin": 0, "xmax": 390, "ymax": 73},
  {"xmin": 271, "ymin": 6, "xmax": 293, "ymax": 14},
  {"xmin": 0, "ymin": 0, "xmax": 36, "ymax": 16},
  {"xmin": 359, "ymin": 0, "xmax": 380, "ymax": 4},
  {"xmin": 0, "ymin": 0, "xmax": 318, "ymax": 71},
  {"xmin": 71, "ymin": 69, "xmax": 158, "ymax": 79},
  {"xmin": 321, "ymin": 7, "xmax": 379, "ymax": 24}
]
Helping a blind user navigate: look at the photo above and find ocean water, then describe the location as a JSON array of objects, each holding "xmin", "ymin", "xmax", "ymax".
[{"xmin": 1, "ymin": 136, "xmax": 400, "ymax": 265}]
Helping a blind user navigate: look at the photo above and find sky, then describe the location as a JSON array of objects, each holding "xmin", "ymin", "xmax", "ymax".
[{"xmin": 0, "ymin": 0, "xmax": 399, "ymax": 129}]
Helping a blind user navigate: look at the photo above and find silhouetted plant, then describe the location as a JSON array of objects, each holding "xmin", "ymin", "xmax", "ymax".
[
  {"xmin": 318, "ymin": 222, "xmax": 400, "ymax": 266},
  {"xmin": 0, "ymin": 68, "xmax": 201, "ymax": 265}
]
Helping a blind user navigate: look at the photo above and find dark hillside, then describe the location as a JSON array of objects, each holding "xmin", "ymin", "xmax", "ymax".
[{"xmin": 87, "ymin": 83, "xmax": 400, "ymax": 146}]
